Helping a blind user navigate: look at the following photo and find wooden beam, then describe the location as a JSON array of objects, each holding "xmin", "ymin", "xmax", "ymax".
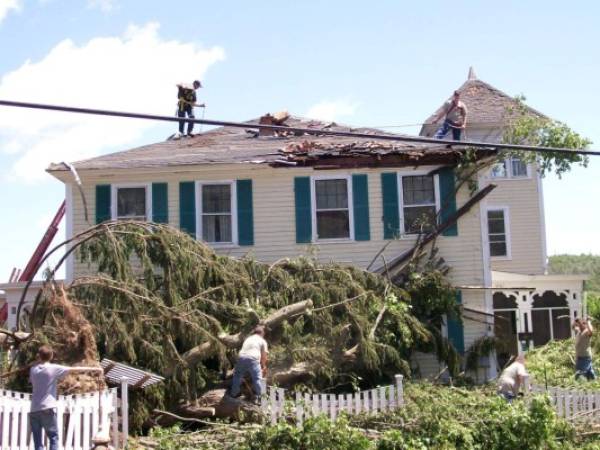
[{"xmin": 374, "ymin": 183, "xmax": 497, "ymax": 275}]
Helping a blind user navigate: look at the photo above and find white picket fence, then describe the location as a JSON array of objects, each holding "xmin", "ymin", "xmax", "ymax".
[
  {"xmin": 261, "ymin": 374, "xmax": 404, "ymax": 425},
  {"xmin": 531, "ymin": 384, "xmax": 600, "ymax": 421},
  {"xmin": 0, "ymin": 378, "xmax": 129, "ymax": 450}
]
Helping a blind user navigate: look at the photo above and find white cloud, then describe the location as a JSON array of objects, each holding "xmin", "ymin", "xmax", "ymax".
[
  {"xmin": 305, "ymin": 99, "xmax": 359, "ymax": 122},
  {"xmin": 0, "ymin": 0, "xmax": 21, "ymax": 24},
  {"xmin": 0, "ymin": 22, "xmax": 225, "ymax": 182},
  {"xmin": 88, "ymin": 0, "xmax": 117, "ymax": 13}
]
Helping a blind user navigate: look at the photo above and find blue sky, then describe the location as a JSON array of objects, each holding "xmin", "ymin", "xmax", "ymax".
[{"xmin": 0, "ymin": 0, "xmax": 599, "ymax": 280}]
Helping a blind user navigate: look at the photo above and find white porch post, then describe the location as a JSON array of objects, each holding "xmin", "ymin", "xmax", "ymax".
[{"xmin": 120, "ymin": 377, "xmax": 129, "ymax": 449}]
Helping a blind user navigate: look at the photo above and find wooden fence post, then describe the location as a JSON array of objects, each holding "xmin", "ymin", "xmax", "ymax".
[{"xmin": 120, "ymin": 377, "xmax": 129, "ymax": 449}]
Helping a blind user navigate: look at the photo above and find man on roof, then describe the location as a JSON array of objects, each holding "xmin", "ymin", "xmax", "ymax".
[
  {"xmin": 175, "ymin": 80, "xmax": 205, "ymax": 138},
  {"xmin": 431, "ymin": 90, "xmax": 468, "ymax": 141}
]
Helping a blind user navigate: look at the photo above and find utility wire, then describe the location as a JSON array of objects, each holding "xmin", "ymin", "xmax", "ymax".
[{"xmin": 0, "ymin": 99, "xmax": 598, "ymax": 157}]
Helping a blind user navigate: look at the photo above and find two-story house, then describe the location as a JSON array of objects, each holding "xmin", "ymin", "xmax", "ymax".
[{"xmin": 3, "ymin": 69, "xmax": 584, "ymax": 380}]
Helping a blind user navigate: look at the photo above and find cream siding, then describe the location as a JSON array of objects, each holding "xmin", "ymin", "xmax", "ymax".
[
  {"xmin": 482, "ymin": 170, "xmax": 546, "ymax": 275},
  {"xmin": 68, "ymin": 164, "xmax": 486, "ymax": 286},
  {"xmin": 60, "ymin": 162, "xmax": 493, "ymax": 377}
]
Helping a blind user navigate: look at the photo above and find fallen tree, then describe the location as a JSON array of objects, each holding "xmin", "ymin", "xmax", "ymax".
[{"xmin": 5, "ymin": 221, "xmax": 436, "ymax": 431}]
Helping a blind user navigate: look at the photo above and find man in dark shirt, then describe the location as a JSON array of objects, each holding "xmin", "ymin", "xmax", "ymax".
[{"xmin": 176, "ymin": 80, "xmax": 204, "ymax": 137}]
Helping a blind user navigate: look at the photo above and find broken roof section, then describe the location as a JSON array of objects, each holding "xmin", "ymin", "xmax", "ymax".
[
  {"xmin": 420, "ymin": 67, "xmax": 547, "ymax": 134},
  {"xmin": 47, "ymin": 114, "xmax": 493, "ymax": 173}
]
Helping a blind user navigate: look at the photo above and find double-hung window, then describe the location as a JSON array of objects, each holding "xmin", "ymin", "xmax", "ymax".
[
  {"xmin": 198, "ymin": 182, "xmax": 235, "ymax": 244},
  {"xmin": 491, "ymin": 157, "xmax": 529, "ymax": 178},
  {"xmin": 112, "ymin": 185, "xmax": 149, "ymax": 220},
  {"xmin": 487, "ymin": 208, "xmax": 511, "ymax": 258},
  {"xmin": 401, "ymin": 175, "xmax": 438, "ymax": 234},
  {"xmin": 313, "ymin": 177, "xmax": 352, "ymax": 240}
]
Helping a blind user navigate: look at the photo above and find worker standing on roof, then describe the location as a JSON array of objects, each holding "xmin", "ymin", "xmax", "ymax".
[
  {"xmin": 431, "ymin": 90, "xmax": 468, "ymax": 141},
  {"xmin": 175, "ymin": 80, "xmax": 204, "ymax": 138}
]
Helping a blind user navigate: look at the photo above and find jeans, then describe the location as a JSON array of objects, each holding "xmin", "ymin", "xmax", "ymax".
[
  {"xmin": 434, "ymin": 120, "xmax": 462, "ymax": 141},
  {"xmin": 575, "ymin": 356, "xmax": 596, "ymax": 380},
  {"xmin": 497, "ymin": 390, "xmax": 515, "ymax": 403},
  {"xmin": 177, "ymin": 104, "xmax": 195, "ymax": 134},
  {"xmin": 30, "ymin": 409, "xmax": 58, "ymax": 450},
  {"xmin": 230, "ymin": 357, "xmax": 263, "ymax": 398}
]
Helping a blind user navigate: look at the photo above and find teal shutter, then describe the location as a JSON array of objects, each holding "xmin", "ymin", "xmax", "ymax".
[
  {"xmin": 439, "ymin": 167, "xmax": 458, "ymax": 236},
  {"xmin": 179, "ymin": 181, "xmax": 196, "ymax": 236},
  {"xmin": 236, "ymin": 179, "xmax": 254, "ymax": 245},
  {"xmin": 294, "ymin": 177, "xmax": 312, "ymax": 243},
  {"xmin": 352, "ymin": 174, "xmax": 370, "ymax": 241},
  {"xmin": 447, "ymin": 291, "xmax": 465, "ymax": 354},
  {"xmin": 152, "ymin": 183, "xmax": 168, "ymax": 223},
  {"xmin": 381, "ymin": 173, "xmax": 400, "ymax": 239},
  {"xmin": 95, "ymin": 185, "xmax": 111, "ymax": 224}
]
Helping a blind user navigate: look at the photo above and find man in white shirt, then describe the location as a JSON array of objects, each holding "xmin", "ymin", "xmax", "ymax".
[
  {"xmin": 497, "ymin": 354, "xmax": 528, "ymax": 402},
  {"xmin": 229, "ymin": 326, "xmax": 268, "ymax": 399},
  {"xmin": 29, "ymin": 345, "xmax": 103, "ymax": 450}
]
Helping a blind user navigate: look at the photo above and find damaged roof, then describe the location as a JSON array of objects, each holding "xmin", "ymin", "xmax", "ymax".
[{"xmin": 47, "ymin": 116, "xmax": 492, "ymax": 173}]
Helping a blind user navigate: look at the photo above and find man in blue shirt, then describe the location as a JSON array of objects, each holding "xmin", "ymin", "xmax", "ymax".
[{"xmin": 29, "ymin": 345, "xmax": 103, "ymax": 450}]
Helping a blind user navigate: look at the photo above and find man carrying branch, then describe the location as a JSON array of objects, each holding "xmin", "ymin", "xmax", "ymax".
[
  {"xmin": 573, "ymin": 318, "xmax": 596, "ymax": 380},
  {"xmin": 229, "ymin": 326, "xmax": 268, "ymax": 401}
]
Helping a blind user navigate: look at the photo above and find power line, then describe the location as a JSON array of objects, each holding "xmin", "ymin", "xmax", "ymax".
[{"xmin": 0, "ymin": 99, "xmax": 598, "ymax": 157}]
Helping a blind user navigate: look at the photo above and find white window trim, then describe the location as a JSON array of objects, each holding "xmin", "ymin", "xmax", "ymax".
[
  {"xmin": 487, "ymin": 206, "xmax": 512, "ymax": 261},
  {"xmin": 111, "ymin": 183, "xmax": 152, "ymax": 221},
  {"xmin": 195, "ymin": 180, "xmax": 238, "ymax": 247},
  {"xmin": 490, "ymin": 157, "xmax": 531, "ymax": 180},
  {"xmin": 397, "ymin": 171, "xmax": 441, "ymax": 237},
  {"xmin": 311, "ymin": 175, "xmax": 354, "ymax": 243}
]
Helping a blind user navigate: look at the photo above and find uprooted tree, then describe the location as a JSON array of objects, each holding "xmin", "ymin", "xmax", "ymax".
[{"xmin": 3, "ymin": 221, "xmax": 466, "ymax": 431}]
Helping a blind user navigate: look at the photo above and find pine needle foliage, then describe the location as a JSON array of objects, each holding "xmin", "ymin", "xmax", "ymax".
[{"xmin": 22, "ymin": 221, "xmax": 434, "ymax": 429}]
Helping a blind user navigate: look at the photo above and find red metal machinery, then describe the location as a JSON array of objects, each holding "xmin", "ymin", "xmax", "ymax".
[{"xmin": 0, "ymin": 200, "xmax": 66, "ymax": 325}]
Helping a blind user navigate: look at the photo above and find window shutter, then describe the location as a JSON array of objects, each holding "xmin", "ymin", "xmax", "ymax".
[
  {"xmin": 179, "ymin": 181, "xmax": 196, "ymax": 237},
  {"xmin": 152, "ymin": 183, "xmax": 169, "ymax": 223},
  {"xmin": 447, "ymin": 291, "xmax": 465, "ymax": 354},
  {"xmin": 352, "ymin": 174, "xmax": 370, "ymax": 241},
  {"xmin": 439, "ymin": 167, "xmax": 458, "ymax": 236},
  {"xmin": 236, "ymin": 179, "xmax": 254, "ymax": 246},
  {"xmin": 294, "ymin": 177, "xmax": 312, "ymax": 243},
  {"xmin": 381, "ymin": 173, "xmax": 400, "ymax": 239},
  {"xmin": 95, "ymin": 184, "xmax": 111, "ymax": 224}
]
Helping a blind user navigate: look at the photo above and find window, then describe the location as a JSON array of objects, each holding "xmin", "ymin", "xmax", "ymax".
[
  {"xmin": 487, "ymin": 208, "xmax": 510, "ymax": 258},
  {"xmin": 314, "ymin": 178, "xmax": 351, "ymax": 240},
  {"xmin": 510, "ymin": 157, "xmax": 528, "ymax": 177},
  {"xmin": 401, "ymin": 175, "xmax": 437, "ymax": 234},
  {"xmin": 113, "ymin": 185, "xmax": 149, "ymax": 220},
  {"xmin": 199, "ymin": 183, "xmax": 234, "ymax": 243},
  {"xmin": 491, "ymin": 157, "xmax": 528, "ymax": 178}
]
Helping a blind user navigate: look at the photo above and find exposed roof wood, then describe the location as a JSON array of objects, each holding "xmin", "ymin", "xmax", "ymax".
[{"xmin": 47, "ymin": 116, "xmax": 494, "ymax": 173}]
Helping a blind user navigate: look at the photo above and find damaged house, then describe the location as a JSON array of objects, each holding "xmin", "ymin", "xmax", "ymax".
[{"xmin": 35, "ymin": 69, "xmax": 584, "ymax": 379}]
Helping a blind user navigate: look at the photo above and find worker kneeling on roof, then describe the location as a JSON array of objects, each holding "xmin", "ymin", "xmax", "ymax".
[
  {"xmin": 175, "ymin": 80, "xmax": 204, "ymax": 138},
  {"xmin": 229, "ymin": 325, "xmax": 268, "ymax": 400},
  {"xmin": 432, "ymin": 90, "xmax": 468, "ymax": 141}
]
